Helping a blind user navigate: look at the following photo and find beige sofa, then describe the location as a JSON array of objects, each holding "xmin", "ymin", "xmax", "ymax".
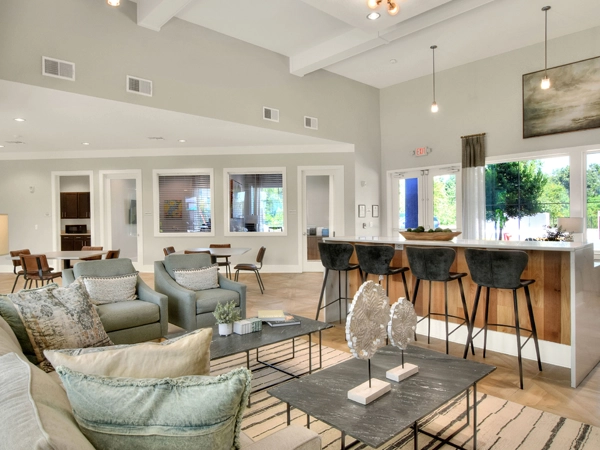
[{"xmin": 0, "ymin": 315, "xmax": 321, "ymax": 449}]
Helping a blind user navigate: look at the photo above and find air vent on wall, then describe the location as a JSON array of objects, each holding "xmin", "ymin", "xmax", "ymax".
[
  {"xmin": 42, "ymin": 56, "xmax": 75, "ymax": 81},
  {"xmin": 127, "ymin": 75, "xmax": 153, "ymax": 97},
  {"xmin": 304, "ymin": 116, "xmax": 318, "ymax": 130},
  {"xmin": 263, "ymin": 107, "xmax": 279, "ymax": 123}
]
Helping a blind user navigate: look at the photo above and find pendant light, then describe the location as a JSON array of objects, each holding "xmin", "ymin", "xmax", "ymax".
[
  {"xmin": 107, "ymin": 0, "xmax": 120, "ymax": 6},
  {"xmin": 367, "ymin": 1, "xmax": 399, "ymax": 16},
  {"xmin": 430, "ymin": 45, "xmax": 439, "ymax": 113},
  {"xmin": 541, "ymin": 6, "xmax": 551, "ymax": 90}
]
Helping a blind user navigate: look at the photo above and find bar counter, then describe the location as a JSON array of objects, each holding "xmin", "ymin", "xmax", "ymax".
[{"xmin": 323, "ymin": 236, "xmax": 600, "ymax": 388}]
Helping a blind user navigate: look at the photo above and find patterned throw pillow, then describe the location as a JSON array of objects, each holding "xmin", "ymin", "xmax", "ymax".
[
  {"xmin": 173, "ymin": 265, "xmax": 219, "ymax": 291},
  {"xmin": 77, "ymin": 273, "xmax": 138, "ymax": 305},
  {"xmin": 57, "ymin": 366, "xmax": 252, "ymax": 450},
  {"xmin": 7, "ymin": 283, "xmax": 113, "ymax": 372},
  {"xmin": 45, "ymin": 327, "xmax": 212, "ymax": 378}
]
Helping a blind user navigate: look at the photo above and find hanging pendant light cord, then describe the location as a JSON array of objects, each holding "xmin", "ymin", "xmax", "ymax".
[
  {"xmin": 544, "ymin": 8, "xmax": 548, "ymax": 77},
  {"xmin": 431, "ymin": 45, "xmax": 437, "ymax": 103}
]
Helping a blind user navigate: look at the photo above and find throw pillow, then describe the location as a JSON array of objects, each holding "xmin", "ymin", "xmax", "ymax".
[
  {"xmin": 7, "ymin": 283, "xmax": 113, "ymax": 372},
  {"xmin": 57, "ymin": 366, "xmax": 252, "ymax": 450},
  {"xmin": 45, "ymin": 327, "xmax": 212, "ymax": 377},
  {"xmin": 77, "ymin": 272, "xmax": 138, "ymax": 305},
  {"xmin": 0, "ymin": 295, "xmax": 38, "ymax": 363},
  {"xmin": 173, "ymin": 265, "xmax": 219, "ymax": 291}
]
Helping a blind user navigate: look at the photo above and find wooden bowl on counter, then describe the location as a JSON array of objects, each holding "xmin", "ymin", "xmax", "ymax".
[{"xmin": 399, "ymin": 231, "xmax": 462, "ymax": 241}]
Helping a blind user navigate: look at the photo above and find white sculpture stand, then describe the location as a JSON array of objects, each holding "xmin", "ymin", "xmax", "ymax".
[
  {"xmin": 347, "ymin": 378, "xmax": 391, "ymax": 405},
  {"xmin": 386, "ymin": 363, "xmax": 419, "ymax": 382}
]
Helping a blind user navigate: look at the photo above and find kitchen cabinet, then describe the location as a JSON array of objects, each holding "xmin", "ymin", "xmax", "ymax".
[
  {"xmin": 61, "ymin": 235, "xmax": 91, "ymax": 251},
  {"xmin": 60, "ymin": 192, "xmax": 90, "ymax": 219}
]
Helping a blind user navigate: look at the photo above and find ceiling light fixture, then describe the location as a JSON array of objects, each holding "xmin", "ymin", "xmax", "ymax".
[
  {"xmin": 14, "ymin": 118, "xmax": 26, "ymax": 122},
  {"xmin": 367, "ymin": 0, "xmax": 399, "ymax": 16},
  {"xmin": 178, "ymin": 139, "xmax": 186, "ymax": 143},
  {"xmin": 82, "ymin": 142, "xmax": 90, "ymax": 146},
  {"xmin": 107, "ymin": 0, "xmax": 120, "ymax": 6},
  {"xmin": 0, "ymin": 145, "xmax": 4, "ymax": 148},
  {"xmin": 541, "ymin": 6, "xmax": 551, "ymax": 90},
  {"xmin": 367, "ymin": 12, "xmax": 380, "ymax": 20},
  {"xmin": 430, "ymin": 45, "xmax": 439, "ymax": 113}
]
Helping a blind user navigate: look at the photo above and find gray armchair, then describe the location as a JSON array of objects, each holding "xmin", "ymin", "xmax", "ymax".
[
  {"xmin": 63, "ymin": 258, "xmax": 168, "ymax": 344},
  {"xmin": 154, "ymin": 253, "xmax": 246, "ymax": 332}
]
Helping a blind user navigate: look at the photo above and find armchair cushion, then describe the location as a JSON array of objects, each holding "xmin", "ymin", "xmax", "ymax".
[
  {"xmin": 164, "ymin": 253, "xmax": 212, "ymax": 278},
  {"xmin": 196, "ymin": 289, "xmax": 240, "ymax": 314},
  {"xmin": 76, "ymin": 273, "xmax": 138, "ymax": 305},
  {"xmin": 174, "ymin": 265, "xmax": 219, "ymax": 291},
  {"xmin": 57, "ymin": 366, "xmax": 251, "ymax": 450},
  {"xmin": 96, "ymin": 300, "xmax": 159, "ymax": 332}
]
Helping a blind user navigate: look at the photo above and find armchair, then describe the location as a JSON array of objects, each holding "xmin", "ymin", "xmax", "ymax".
[
  {"xmin": 154, "ymin": 253, "xmax": 246, "ymax": 332},
  {"xmin": 63, "ymin": 258, "xmax": 168, "ymax": 344}
]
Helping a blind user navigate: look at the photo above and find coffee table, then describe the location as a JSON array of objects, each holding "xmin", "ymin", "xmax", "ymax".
[
  {"xmin": 210, "ymin": 315, "xmax": 332, "ymax": 400},
  {"xmin": 268, "ymin": 345, "xmax": 495, "ymax": 449}
]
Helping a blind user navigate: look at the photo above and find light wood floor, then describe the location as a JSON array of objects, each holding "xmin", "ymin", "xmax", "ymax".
[{"xmin": 2, "ymin": 271, "xmax": 599, "ymax": 428}]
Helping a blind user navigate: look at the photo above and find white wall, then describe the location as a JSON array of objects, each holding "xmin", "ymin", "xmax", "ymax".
[
  {"xmin": 110, "ymin": 179, "xmax": 137, "ymax": 260},
  {"xmin": 306, "ymin": 175, "xmax": 329, "ymax": 229}
]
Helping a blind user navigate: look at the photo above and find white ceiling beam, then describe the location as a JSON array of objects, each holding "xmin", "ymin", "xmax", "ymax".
[
  {"xmin": 290, "ymin": 0, "xmax": 495, "ymax": 77},
  {"xmin": 137, "ymin": 0, "xmax": 195, "ymax": 32}
]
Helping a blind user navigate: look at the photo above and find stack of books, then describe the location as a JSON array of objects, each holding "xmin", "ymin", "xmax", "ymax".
[
  {"xmin": 258, "ymin": 310, "xmax": 301, "ymax": 327},
  {"xmin": 233, "ymin": 317, "xmax": 262, "ymax": 335}
]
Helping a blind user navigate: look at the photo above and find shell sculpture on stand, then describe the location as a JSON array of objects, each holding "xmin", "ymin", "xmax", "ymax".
[
  {"xmin": 345, "ymin": 280, "xmax": 391, "ymax": 404},
  {"xmin": 386, "ymin": 298, "xmax": 419, "ymax": 382}
]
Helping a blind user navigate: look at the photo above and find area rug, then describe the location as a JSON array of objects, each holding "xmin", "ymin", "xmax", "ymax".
[{"xmin": 210, "ymin": 340, "xmax": 599, "ymax": 449}]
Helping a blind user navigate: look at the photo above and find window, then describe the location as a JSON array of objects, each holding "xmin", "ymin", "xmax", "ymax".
[
  {"xmin": 485, "ymin": 156, "xmax": 569, "ymax": 240},
  {"xmin": 153, "ymin": 169, "xmax": 213, "ymax": 236},
  {"xmin": 225, "ymin": 169, "xmax": 286, "ymax": 235},
  {"xmin": 586, "ymin": 153, "xmax": 600, "ymax": 251}
]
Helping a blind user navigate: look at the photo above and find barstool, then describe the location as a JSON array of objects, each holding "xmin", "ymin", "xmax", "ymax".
[
  {"xmin": 406, "ymin": 246, "xmax": 472, "ymax": 356},
  {"xmin": 354, "ymin": 244, "xmax": 411, "ymax": 300},
  {"xmin": 463, "ymin": 249, "xmax": 542, "ymax": 389},
  {"xmin": 315, "ymin": 242, "xmax": 361, "ymax": 323}
]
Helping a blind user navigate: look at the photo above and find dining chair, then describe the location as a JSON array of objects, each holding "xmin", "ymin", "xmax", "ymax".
[
  {"xmin": 80, "ymin": 246, "xmax": 104, "ymax": 261},
  {"xmin": 163, "ymin": 247, "xmax": 176, "ymax": 256},
  {"xmin": 234, "ymin": 247, "xmax": 266, "ymax": 294},
  {"xmin": 210, "ymin": 244, "xmax": 232, "ymax": 279},
  {"xmin": 9, "ymin": 249, "xmax": 31, "ymax": 293},
  {"xmin": 105, "ymin": 249, "xmax": 120, "ymax": 259},
  {"xmin": 20, "ymin": 254, "xmax": 62, "ymax": 289}
]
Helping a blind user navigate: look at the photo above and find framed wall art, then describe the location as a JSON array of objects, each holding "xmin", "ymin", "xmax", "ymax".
[
  {"xmin": 163, "ymin": 200, "xmax": 183, "ymax": 219},
  {"xmin": 358, "ymin": 204, "xmax": 366, "ymax": 218},
  {"xmin": 523, "ymin": 56, "xmax": 600, "ymax": 138},
  {"xmin": 372, "ymin": 205, "xmax": 379, "ymax": 218}
]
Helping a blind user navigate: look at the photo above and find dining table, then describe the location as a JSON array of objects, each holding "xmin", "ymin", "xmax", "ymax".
[
  {"xmin": 8, "ymin": 250, "xmax": 107, "ymax": 269},
  {"xmin": 183, "ymin": 247, "xmax": 251, "ymax": 257}
]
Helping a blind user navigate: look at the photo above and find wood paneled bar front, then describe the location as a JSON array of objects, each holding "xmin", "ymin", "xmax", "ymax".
[{"xmin": 323, "ymin": 236, "xmax": 600, "ymax": 388}]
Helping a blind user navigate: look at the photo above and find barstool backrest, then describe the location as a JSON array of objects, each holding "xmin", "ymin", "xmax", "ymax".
[
  {"xmin": 318, "ymin": 242, "xmax": 355, "ymax": 271},
  {"xmin": 354, "ymin": 244, "xmax": 395, "ymax": 275},
  {"xmin": 406, "ymin": 246, "xmax": 455, "ymax": 282},
  {"xmin": 465, "ymin": 249, "xmax": 528, "ymax": 289}
]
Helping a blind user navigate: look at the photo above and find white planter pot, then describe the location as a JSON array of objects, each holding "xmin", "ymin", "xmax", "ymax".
[{"xmin": 218, "ymin": 323, "xmax": 233, "ymax": 336}]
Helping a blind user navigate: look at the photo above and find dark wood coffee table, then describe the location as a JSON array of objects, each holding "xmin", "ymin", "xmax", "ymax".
[
  {"xmin": 210, "ymin": 315, "xmax": 332, "ymax": 399},
  {"xmin": 268, "ymin": 345, "xmax": 495, "ymax": 449}
]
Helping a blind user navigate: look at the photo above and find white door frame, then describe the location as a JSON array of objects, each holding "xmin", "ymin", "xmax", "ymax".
[
  {"xmin": 298, "ymin": 166, "xmax": 344, "ymax": 272},
  {"xmin": 99, "ymin": 170, "xmax": 143, "ymax": 269},
  {"xmin": 50, "ymin": 171, "xmax": 94, "ymax": 251}
]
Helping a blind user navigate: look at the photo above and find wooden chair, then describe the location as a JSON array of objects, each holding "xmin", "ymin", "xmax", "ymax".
[
  {"xmin": 9, "ymin": 249, "xmax": 31, "ymax": 293},
  {"xmin": 80, "ymin": 246, "xmax": 103, "ymax": 261},
  {"xmin": 20, "ymin": 254, "xmax": 62, "ymax": 289},
  {"xmin": 210, "ymin": 244, "xmax": 232, "ymax": 279},
  {"xmin": 234, "ymin": 247, "xmax": 266, "ymax": 294},
  {"xmin": 105, "ymin": 249, "xmax": 120, "ymax": 259},
  {"xmin": 163, "ymin": 247, "xmax": 176, "ymax": 256}
]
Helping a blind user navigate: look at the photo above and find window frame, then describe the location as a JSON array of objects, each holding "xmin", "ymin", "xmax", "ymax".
[
  {"xmin": 152, "ymin": 168, "xmax": 215, "ymax": 238},
  {"xmin": 223, "ymin": 167, "xmax": 287, "ymax": 237}
]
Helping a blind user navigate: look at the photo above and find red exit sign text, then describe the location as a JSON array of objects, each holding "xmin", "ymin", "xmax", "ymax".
[{"xmin": 415, "ymin": 147, "xmax": 428, "ymax": 156}]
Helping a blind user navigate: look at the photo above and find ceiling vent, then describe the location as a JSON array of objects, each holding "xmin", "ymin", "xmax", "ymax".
[
  {"xmin": 5, "ymin": 141, "xmax": 25, "ymax": 145},
  {"xmin": 42, "ymin": 56, "xmax": 75, "ymax": 81},
  {"xmin": 127, "ymin": 75, "xmax": 153, "ymax": 97},
  {"xmin": 304, "ymin": 116, "xmax": 318, "ymax": 130},
  {"xmin": 263, "ymin": 107, "xmax": 279, "ymax": 123},
  {"xmin": 148, "ymin": 136, "xmax": 165, "ymax": 140}
]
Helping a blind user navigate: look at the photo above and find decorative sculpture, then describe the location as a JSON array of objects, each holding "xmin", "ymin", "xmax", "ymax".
[
  {"xmin": 345, "ymin": 281, "xmax": 391, "ymax": 404},
  {"xmin": 386, "ymin": 298, "xmax": 419, "ymax": 382}
]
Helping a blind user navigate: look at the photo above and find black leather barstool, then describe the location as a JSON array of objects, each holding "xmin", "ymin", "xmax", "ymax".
[
  {"xmin": 463, "ymin": 249, "xmax": 542, "ymax": 389},
  {"xmin": 315, "ymin": 242, "xmax": 361, "ymax": 323},
  {"xmin": 406, "ymin": 246, "xmax": 472, "ymax": 356},
  {"xmin": 354, "ymin": 244, "xmax": 410, "ymax": 300}
]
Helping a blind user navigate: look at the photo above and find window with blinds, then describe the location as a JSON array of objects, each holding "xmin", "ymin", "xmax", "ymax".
[
  {"xmin": 157, "ymin": 174, "xmax": 211, "ymax": 233},
  {"xmin": 227, "ymin": 171, "xmax": 285, "ymax": 233}
]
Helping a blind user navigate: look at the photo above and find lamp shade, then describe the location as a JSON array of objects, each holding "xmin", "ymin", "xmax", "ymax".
[
  {"xmin": 0, "ymin": 214, "xmax": 7, "ymax": 255},
  {"xmin": 557, "ymin": 217, "xmax": 584, "ymax": 233}
]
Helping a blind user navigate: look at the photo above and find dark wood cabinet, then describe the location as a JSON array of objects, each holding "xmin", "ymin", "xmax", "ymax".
[
  {"xmin": 60, "ymin": 192, "xmax": 90, "ymax": 219},
  {"xmin": 307, "ymin": 236, "xmax": 323, "ymax": 261},
  {"xmin": 61, "ymin": 235, "xmax": 91, "ymax": 251}
]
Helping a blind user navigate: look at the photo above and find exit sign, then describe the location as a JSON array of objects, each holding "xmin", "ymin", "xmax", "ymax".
[{"xmin": 415, "ymin": 147, "xmax": 428, "ymax": 156}]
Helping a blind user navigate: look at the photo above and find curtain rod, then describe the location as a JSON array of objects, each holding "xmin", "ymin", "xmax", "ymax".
[{"xmin": 461, "ymin": 132, "xmax": 486, "ymax": 139}]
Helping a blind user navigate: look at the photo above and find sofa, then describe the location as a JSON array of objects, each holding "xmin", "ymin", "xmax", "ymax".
[
  {"xmin": 0, "ymin": 314, "xmax": 322, "ymax": 449},
  {"xmin": 154, "ymin": 253, "xmax": 247, "ymax": 332},
  {"xmin": 63, "ymin": 258, "xmax": 168, "ymax": 344}
]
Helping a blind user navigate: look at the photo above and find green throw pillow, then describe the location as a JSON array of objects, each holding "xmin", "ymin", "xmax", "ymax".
[
  {"xmin": 0, "ymin": 295, "xmax": 38, "ymax": 363},
  {"xmin": 57, "ymin": 366, "xmax": 252, "ymax": 450}
]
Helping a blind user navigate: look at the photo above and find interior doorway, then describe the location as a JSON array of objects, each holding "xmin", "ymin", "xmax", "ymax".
[
  {"xmin": 298, "ymin": 166, "xmax": 344, "ymax": 272},
  {"xmin": 99, "ymin": 170, "xmax": 143, "ymax": 266}
]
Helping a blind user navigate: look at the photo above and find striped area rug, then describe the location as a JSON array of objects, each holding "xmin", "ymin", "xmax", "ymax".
[{"xmin": 210, "ymin": 340, "xmax": 599, "ymax": 450}]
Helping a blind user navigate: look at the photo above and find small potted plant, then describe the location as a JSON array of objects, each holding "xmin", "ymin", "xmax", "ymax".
[{"xmin": 213, "ymin": 300, "xmax": 241, "ymax": 336}]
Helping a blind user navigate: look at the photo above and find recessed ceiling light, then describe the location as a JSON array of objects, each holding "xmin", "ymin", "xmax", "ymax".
[
  {"xmin": 178, "ymin": 139, "xmax": 186, "ymax": 143},
  {"xmin": 0, "ymin": 145, "xmax": 4, "ymax": 148},
  {"xmin": 82, "ymin": 142, "xmax": 90, "ymax": 146},
  {"xmin": 367, "ymin": 12, "xmax": 380, "ymax": 20},
  {"xmin": 390, "ymin": 59, "xmax": 397, "ymax": 64},
  {"xmin": 14, "ymin": 118, "xmax": 26, "ymax": 122}
]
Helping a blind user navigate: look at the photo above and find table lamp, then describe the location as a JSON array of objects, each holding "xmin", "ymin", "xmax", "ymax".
[
  {"xmin": 0, "ymin": 214, "xmax": 7, "ymax": 255},
  {"xmin": 557, "ymin": 217, "xmax": 585, "ymax": 242}
]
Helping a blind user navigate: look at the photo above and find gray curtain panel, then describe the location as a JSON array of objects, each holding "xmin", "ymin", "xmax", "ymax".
[{"xmin": 461, "ymin": 134, "xmax": 486, "ymax": 239}]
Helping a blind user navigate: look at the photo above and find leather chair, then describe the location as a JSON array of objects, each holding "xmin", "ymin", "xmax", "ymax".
[
  {"xmin": 105, "ymin": 249, "xmax": 120, "ymax": 259},
  {"xmin": 20, "ymin": 254, "xmax": 62, "ymax": 289},
  {"xmin": 154, "ymin": 253, "xmax": 246, "ymax": 332},
  {"xmin": 9, "ymin": 249, "xmax": 30, "ymax": 293},
  {"xmin": 163, "ymin": 246, "xmax": 176, "ymax": 256},
  {"xmin": 210, "ymin": 244, "xmax": 232, "ymax": 279},
  {"xmin": 234, "ymin": 247, "xmax": 266, "ymax": 294},
  {"xmin": 80, "ymin": 246, "xmax": 103, "ymax": 261}
]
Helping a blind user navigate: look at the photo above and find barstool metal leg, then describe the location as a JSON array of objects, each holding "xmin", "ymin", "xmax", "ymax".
[
  {"xmin": 315, "ymin": 268, "xmax": 329, "ymax": 321},
  {"xmin": 513, "ymin": 289, "xmax": 524, "ymax": 389},
  {"xmin": 524, "ymin": 286, "xmax": 543, "ymax": 371},
  {"xmin": 464, "ymin": 284, "xmax": 482, "ymax": 359},
  {"xmin": 401, "ymin": 271, "xmax": 410, "ymax": 302},
  {"xmin": 444, "ymin": 281, "xmax": 449, "ymax": 354},
  {"xmin": 338, "ymin": 274, "xmax": 342, "ymax": 324},
  {"xmin": 458, "ymin": 278, "xmax": 475, "ymax": 356},
  {"xmin": 412, "ymin": 278, "xmax": 421, "ymax": 342},
  {"xmin": 427, "ymin": 281, "xmax": 432, "ymax": 344},
  {"xmin": 483, "ymin": 287, "xmax": 490, "ymax": 358}
]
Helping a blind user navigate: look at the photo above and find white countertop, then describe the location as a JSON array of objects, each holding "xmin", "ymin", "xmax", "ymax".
[{"xmin": 324, "ymin": 236, "xmax": 592, "ymax": 252}]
